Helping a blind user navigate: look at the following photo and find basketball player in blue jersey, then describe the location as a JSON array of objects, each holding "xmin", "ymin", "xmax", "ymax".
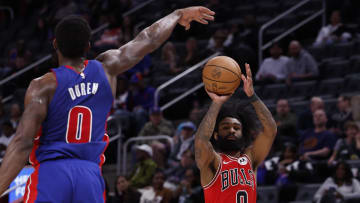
[{"xmin": 0, "ymin": 7, "xmax": 215, "ymax": 203}]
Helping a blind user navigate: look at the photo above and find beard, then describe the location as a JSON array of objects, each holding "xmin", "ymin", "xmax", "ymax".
[{"xmin": 216, "ymin": 134, "xmax": 247, "ymax": 153}]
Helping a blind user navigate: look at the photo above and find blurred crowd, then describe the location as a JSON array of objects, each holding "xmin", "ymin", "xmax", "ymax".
[{"xmin": 1, "ymin": 0, "xmax": 360, "ymax": 202}]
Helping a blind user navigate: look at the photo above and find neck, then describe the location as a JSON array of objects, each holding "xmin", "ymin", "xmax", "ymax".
[
  {"xmin": 58, "ymin": 54, "xmax": 85, "ymax": 72},
  {"xmin": 226, "ymin": 151, "xmax": 241, "ymax": 157},
  {"xmin": 315, "ymin": 126, "xmax": 326, "ymax": 133}
]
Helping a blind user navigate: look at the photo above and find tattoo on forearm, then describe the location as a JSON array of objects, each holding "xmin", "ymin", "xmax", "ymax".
[
  {"xmin": 195, "ymin": 103, "xmax": 221, "ymax": 141},
  {"xmin": 251, "ymin": 99, "xmax": 276, "ymax": 134}
]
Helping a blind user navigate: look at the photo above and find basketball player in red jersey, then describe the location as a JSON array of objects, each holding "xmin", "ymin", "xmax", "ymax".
[
  {"xmin": 195, "ymin": 64, "xmax": 277, "ymax": 203},
  {"xmin": 0, "ymin": 6, "xmax": 215, "ymax": 202}
]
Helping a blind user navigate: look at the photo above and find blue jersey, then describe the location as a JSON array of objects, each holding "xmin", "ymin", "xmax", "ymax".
[{"xmin": 29, "ymin": 60, "xmax": 113, "ymax": 167}]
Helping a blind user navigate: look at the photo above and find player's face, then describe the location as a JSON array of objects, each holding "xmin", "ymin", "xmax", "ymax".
[
  {"xmin": 217, "ymin": 117, "xmax": 243, "ymax": 139},
  {"xmin": 215, "ymin": 117, "xmax": 245, "ymax": 152}
]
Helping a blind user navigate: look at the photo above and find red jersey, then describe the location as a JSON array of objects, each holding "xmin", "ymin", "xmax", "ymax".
[{"xmin": 203, "ymin": 153, "xmax": 257, "ymax": 203}]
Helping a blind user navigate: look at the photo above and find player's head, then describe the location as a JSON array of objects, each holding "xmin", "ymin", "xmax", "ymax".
[
  {"xmin": 54, "ymin": 15, "xmax": 91, "ymax": 59},
  {"xmin": 213, "ymin": 103, "xmax": 257, "ymax": 153}
]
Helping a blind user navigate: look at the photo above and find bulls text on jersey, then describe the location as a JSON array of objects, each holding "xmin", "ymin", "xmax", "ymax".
[{"xmin": 221, "ymin": 168, "xmax": 255, "ymax": 191}]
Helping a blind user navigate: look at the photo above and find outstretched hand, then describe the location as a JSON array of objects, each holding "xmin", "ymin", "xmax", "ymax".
[
  {"xmin": 241, "ymin": 63, "xmax": 255, "ymax": 97},
  {"xmin": 178, "ymin": 7, "xmax": 215, "ymax": 30},
  {"xmin": 205, "ymin": 89, "xmax": 232, "ymax": 105}
]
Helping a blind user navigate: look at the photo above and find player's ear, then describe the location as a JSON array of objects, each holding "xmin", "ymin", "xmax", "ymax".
[
  {"xmin": 214, "ymin": 132, "xmax": 218, "ymax": 140},
  {"xmin": 85, "ymin": 41, "xmax": 91, "ymax": 52},
  {"xmin": 53, "ymin": 39, "xmax": 58, "ymax": 50}
]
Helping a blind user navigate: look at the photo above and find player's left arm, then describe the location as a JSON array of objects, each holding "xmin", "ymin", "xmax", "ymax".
[
  {"xmin": 96, "ymin": 6, "xmax": 215, "ymax": 76},
  {"xmin": 0, "ymin": 73, "xmax": 55, "ymax": 195},
  {"xmin": 241, "ymin": 64, "xmax": 277, "ymax": 169}
]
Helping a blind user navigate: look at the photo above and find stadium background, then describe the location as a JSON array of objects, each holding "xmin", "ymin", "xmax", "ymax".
[{"xmin": 0, "ymin": 0, "xmax": 360, "ymax": 202}]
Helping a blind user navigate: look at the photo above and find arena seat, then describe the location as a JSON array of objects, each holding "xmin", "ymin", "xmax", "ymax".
[
  {"xmin": 295, "ymin": 184, "xmax": 321, "ymax": 201},
  {"xmin": 257, "ymin": 186, "xmax": 279, "ymax": 203}
]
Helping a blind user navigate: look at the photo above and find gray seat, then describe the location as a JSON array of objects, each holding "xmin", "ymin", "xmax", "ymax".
[
  {"xmin": 257, "ymin": 186, "xmax": 279, "ymax": 203},
  {"xmin": 261, "ymin": 84, "xmax": 288, "ymax": 99},
  {"xmin": 295, "ymin": 184, "xmax": 322, "ymax": 201},
  {"xmin": 322, "ymin": 60, "xmax": 350, "ymax": 78},
  {"xmin": 315, "ymin": 78, "xmax": 344, "ymax": 95},
  {"xmin": 287, "ymin": 81, "xmax": 317, "ymax": 98},
  {"xmin": 331, "ymin": 42, "xmax": 355, "ymax": 59}
]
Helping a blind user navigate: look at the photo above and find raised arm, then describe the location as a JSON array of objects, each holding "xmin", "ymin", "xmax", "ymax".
[
  {"xmin": 195, "ymin": 90, "xmax": 230, "ymax": 186},
  {"xmin": 0, "ymin": 73, "xmax": 55, "ymax": 195},
  {"xmin": 96, "ymin": 6, "xmax": 215, "ymax": 76},
  {"xmin": 242, "ymin": 64, "xmax": 277, "ymax": 169}
]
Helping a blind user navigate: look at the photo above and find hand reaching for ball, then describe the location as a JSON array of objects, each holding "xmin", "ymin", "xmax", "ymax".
[
  {"xmin": 241, "ymin": 63, "xmax": 255, "ymax": 97},
  {"xmin": 205, "ymin": 89, "xmax": 232, "ymax": 105}
]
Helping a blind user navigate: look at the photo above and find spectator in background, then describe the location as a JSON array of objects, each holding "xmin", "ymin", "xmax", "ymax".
[
  {"xmin": 138, "ymin": 107, "xmax": 174, "ymax": 138},
  {"xmin": 330, "ymin": 96, "xmax": 353, "ymax": 135},
  {"xmin": 170, "ymin": 121, "xmax": 196, "ymax": 161},
  {"xmin": 130, "ymin": 144, "xmax": 157, "ymax": 188},
  {"xmin": 9, "ymin": 103, "xmax": 22, "ymax": 129},
  {"xmin": 108, "ymin": 175, "xmax": 141, "ymax": 203},
  {"xmin": 125, "ymin": 55, "xmax": 151, "ymax": 78},
  {"xmin": 274, "ymin": 99, "xmax": 298, "ymax": 147},
  {"xmin": 298, "ymin": 97, "xmax": 324, "ymax": 131},
  {"xmin": 328, "ymin": 122, "xmax": 360, "ymax": 165},
  {"xmin": 206, "ymin": 29, "xmax": 233, "ymax": 53},
  {"xmin": 314, "ymin": 10, "xmax": 352, "ymax": 46},
  {"xmin": 298, "ymin": 109, "xmax": 337, "ymax": 161},
  {"xmin": 314, "ymin": 161, "xmax": 360, "ymax": 203},
  {"xmin": 0, "ymin": 121, "xmax": 15, "ymax": 159},
  {"xmin": 256, "ymin": 43, "xmax": 289, "ymax": 83},
  {"xmin": 235, "ymin": 14, "xmax": 258, "ymax": 51},
  {"xmin": 139, "ymin": 170, "xmax": 173, "ymax": 203},
  {"xmin": 8, "ymin": 39, "xmax": 32, "ymax": 72},
  {"xmin": 286, "ymin": 40, "xmax": 318, "ymax": 84},
  {"xmin": 126, "ymin": 73, "xmax": 155, "ymax": 112},
  {"xmin": 180, "ymin": 37, "xmax": 201, "ymax": 67},
  {"xmin": 174, "ymin": 167, "xmax": 204, "ymax": 203},
  {"xmin": 161, "ymin": 42, "xmax": 182, "ymax": 75},
  {"xmin": 138, "ymin": 107, "xmax": 174, "ymax": 169},
  {"xmin": 165, "ymin": 149, "xmax": 195, "ymax": 185}
]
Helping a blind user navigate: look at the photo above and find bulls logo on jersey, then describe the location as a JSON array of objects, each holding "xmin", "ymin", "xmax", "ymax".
[{"xmin": 237, "ymin": 157, "xmax": 248, "ymax": 165}]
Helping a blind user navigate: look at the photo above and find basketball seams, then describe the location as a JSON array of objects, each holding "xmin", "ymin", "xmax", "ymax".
[
  {"xmin": 205, "ymin": 64, "xmax": 241, "ymax": 79},
  {"xmin": 202, "ymin": 75, "xmax": 239, "ymax": 83}
]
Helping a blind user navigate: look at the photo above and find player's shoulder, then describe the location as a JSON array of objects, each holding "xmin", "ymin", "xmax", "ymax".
[{"xmin": 28, "ymin": 72, "xmax": 57, "ymax": 94}]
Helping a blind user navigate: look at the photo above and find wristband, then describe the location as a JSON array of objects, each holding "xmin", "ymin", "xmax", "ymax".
[{"xmin": 248, "ymin": 93, "xmax": 259, "ymax": 103}]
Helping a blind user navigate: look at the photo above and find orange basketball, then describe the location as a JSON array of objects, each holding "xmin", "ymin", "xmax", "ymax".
[{"xmin": 202, "ymin": 56, "xmax": 241, "ymax": 95}]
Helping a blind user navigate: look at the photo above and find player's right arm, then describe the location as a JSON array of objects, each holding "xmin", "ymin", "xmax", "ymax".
[
  {"xmin": 0, "ymin": 73, "xmax": 55, "ymax": 195},
  {"xmin": 195, "ymin": 90, "xmax": 230, "ymax": 186},
  {"xmin": 96, "ymin": 6, "xmax": 215, "ymax": 76}
]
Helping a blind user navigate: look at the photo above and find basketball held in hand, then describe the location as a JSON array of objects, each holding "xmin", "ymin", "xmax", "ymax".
[{"xmin": 202, "ymin": 56, "xmax": 241, "ymax": 95}]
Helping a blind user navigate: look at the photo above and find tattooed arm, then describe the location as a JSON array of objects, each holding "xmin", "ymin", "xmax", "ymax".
[
  {"xmin": 195, "ymin": 90, "xmax": 230, "ymax": 186},
  {"xmin": 241, "ymin": 64, "xmax": 277, "ymax": 169}
]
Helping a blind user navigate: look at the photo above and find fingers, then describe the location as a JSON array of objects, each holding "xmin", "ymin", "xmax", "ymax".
[
  {"xmin": 202, "ymin": 13, "xmax": 214, "ymax": 21},
  {"xmin": 195, "ymin": 18, "xmax": 208, "ymax": 24},
  {"xmin": 199, "ymin": 7, "xmax": 215, "ymax": 16},
  {"xmin": 241, "ymin": 74, "xmax": 247, "ymax": 82},
  {"xmin": 245, "ymin": 63, "xmax": 252, "ymax": 78}
]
